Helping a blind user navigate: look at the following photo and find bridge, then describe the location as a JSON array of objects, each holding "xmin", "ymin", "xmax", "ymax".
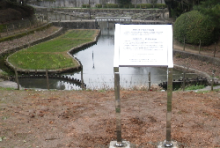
[{"xmin": 95, "ymin": 17, "xmax": 131, "ymax": 22}]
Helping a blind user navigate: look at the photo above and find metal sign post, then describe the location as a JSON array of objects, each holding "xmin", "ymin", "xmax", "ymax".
[
  {"xmin": 114, "ymin": 67, "xmax": 123, "ymax": 147},
  {"xmin": 157, "ymin": 68, "xmax": 179, "ymax": 148}
]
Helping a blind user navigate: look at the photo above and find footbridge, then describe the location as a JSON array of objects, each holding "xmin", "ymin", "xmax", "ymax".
[{"xmin": 95, "ymin": 17, "xmax": 131, "ymax": 23}]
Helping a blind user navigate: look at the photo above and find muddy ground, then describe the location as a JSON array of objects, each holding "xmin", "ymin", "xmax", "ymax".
[{"xmin": 0, "ymin": 89, "xmax": 220, "ymax": 148}]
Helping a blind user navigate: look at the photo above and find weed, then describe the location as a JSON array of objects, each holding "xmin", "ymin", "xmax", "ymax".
[
  {"xmin": 0, "ymin": 87, "xmax": 15, "ymax": 91},
  {"xmin": 185, "ymin": 84, "xmax": 205, "ymax": 90}
]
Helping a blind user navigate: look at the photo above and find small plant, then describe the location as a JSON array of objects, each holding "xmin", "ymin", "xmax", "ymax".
[
  {"xmin": 185, "ymin": 84, "xmax": 205, "ymax": 91},
  {"xmin": 155, "ymin": 4, "xmax": 167, "ymax": 9},
  {"xmin": 104, "ymin": 4, "xmax": 119, "ymax": 8},
  {"xmin": 82, "ymin": 4, "xmax": 90, "ymax": 8},
  {"xmin": 95, "ymin": 4, "xmax": 102, "ymax": 8},
  {"xmin": 136, "ymin": 4, "xmax": 153, "ymax": 9}
]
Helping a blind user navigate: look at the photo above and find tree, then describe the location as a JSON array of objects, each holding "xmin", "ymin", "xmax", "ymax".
[
  {"xmin": 164, "ymin": 0, "xmax": 204, "ymax": 18},
  {"xmin": 150, "ymin": 0, "xmax": 158, "ymax": 8},
  {"xmin": 194, "ymin": 0, "xmax": 220, "ymax": 42},
  {"xmin": 194, "ymin": 0, "xmax": 220, "ymax": 29},
  {"xmin": 164, "ymin": 0, "xmax": 175, "ymax": 17},
  {"xmin": 174, "ymin": 10, "xmax": 216, "ymax": 45}
]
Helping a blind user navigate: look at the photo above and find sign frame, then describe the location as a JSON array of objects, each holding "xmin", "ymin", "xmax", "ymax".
[{"xmin": 112, "ymin": 24, "xmax": 178, "ymax": 148}]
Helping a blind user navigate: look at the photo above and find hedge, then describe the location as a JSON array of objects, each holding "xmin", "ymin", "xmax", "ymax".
[
  {"xmin": 82, "ymin": 4, "xmax": 90, "ymax": 8},
  {"xmin": 174, "ymin": 10, "xmax": 216, "ymax": 45}
]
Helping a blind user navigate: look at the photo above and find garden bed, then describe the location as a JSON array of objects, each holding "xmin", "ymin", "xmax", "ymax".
[{"xmin": 6, "ymin": 29, "xmax": 100, "ymax": 72}]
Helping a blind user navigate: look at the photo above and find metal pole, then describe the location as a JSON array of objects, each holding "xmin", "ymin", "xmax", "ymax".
[
  {"xmin": 211, "ymin": 70, "xmax": 215, "ymax": 91},
  {"xmin": 165, "ymin": 68, "xmax": 173, "ymax": 146},
  {"xmin": 114, "ymin": 67, "xmax": 123, "ymax": 147},
  {"xmin": 148, "ymin": 72, "xmax": 151, "ymax": 91},
  {"xmin": 15, "ymin": 68, "xmax": 20, "ymax": 90},
  {"xmin": 214, "ymin": 42, "xmax": 217, "ymax": 57},
  {"xmin": 183, "ymin": 36, "xmax": 185, "ymax": 51},
  {"xmin": 81, "ymin": 65, "xmax": 85, "ymax": 90},
  {"xmin": 46, "ymin": 69, "xmax": 49, "ymax": 90},
  {"xmin": 182, "ymin": 72, "xmax": 185, "ymax": 91},
  {"xmin": 199, "ymin": 40, "xmax": 201, "ymax": 54},
  {"xmin": 89, "ymin": 0, "xmax": 91, "ymax": 19}
]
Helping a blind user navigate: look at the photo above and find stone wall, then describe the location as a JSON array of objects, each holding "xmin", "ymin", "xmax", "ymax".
[
  {"xmin": 35, "ymin": 8, "xmax": 168, "ymax": 21},
  {"xmin": 30, "ymin": 0, "xmax": 165, "ymax": 8}
]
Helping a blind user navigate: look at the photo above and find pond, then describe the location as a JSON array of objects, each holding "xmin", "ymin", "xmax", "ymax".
[{"xmin": 18, "ymin": 22, "xmax": 196, "ymax": 90}]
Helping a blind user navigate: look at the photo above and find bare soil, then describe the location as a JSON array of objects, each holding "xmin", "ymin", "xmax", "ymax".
[{"xmin": 0, "ymin": 90, "xmax": 220, "ymax": 148}]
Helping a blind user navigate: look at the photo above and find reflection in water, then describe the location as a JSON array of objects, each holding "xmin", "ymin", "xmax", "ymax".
[
  {"xmin": 92, "ymin": 51, "xmax": 95, "ymax": 69},
  {"xmin": 19, "ymin": 78, "xmax": 81, "ymax": 90}
]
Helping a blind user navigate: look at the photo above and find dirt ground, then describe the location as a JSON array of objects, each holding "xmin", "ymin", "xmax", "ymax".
[{"xmin": 0, "ymin": 89, "xmax": 220, "ymax": 148}]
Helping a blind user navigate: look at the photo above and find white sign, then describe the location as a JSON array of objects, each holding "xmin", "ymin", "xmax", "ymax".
[{"xmin": 114, "ymin": 24, "xmax": 173, "ymax": 68}]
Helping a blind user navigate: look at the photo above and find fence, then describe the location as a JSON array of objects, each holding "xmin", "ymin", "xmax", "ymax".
[
  {"xmin": 10, "ymin": 71, "xmax": 218, "ymax": 91},
  {"xmin": 175, "ymin": 38, "xmax": 220, "ymax": 58}
]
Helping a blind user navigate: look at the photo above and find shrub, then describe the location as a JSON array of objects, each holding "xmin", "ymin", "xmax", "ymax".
[
  {"xmin": 155, "ymin": 4, "xmax": 167, "ymax": 9},
  {"xmin": 122, "ymin": 4, "xmax": 135, "ymax": 8},
  {"xmin": 95, "ymin": 4, "xmax": 102, "ymax": 8},
  {"xmin": 185, "ymin": 84, "xmax": 205, "ymax": 90},
  {"xmin": 82, "ymin": 4, "xmax": 90, "ymax": 8},
  {"xmin": 136, "ymin": 4, "xmax": 153, "ymax": 9},
  {"xmin": 174, "ymin": 10, "xmax": 216, "ymax": 46},
  {"xmin": 104, "ymin": 4, "xmax": 118, "ymax": 8},
  {"xmin": 0, "ymin": 24, "xmax": 6, "ymax": 32}
]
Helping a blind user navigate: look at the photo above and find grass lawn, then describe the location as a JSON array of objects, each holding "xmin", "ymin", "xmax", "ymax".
[{"xmin": 8, "ymin": 29, "xmax": 99, "ymax": 70}]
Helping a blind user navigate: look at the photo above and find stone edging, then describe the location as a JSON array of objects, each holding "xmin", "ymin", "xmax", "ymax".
[{"xmin": 174, "ymin": 50, "xmax": 220, "ymax": 84}]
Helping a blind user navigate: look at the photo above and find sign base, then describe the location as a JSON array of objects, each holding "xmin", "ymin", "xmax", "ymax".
[
  {"xmin": 109, "ymin": 141, "xmax": 131, "ymax": 148},
  {"xmin": 157, "ymin": 140, "xmax": 179, "ymax": 148}
]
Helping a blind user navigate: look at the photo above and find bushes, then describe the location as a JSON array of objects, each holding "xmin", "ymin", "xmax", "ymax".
[
  {"xmin": 136, "ymin": 4, "xmax": 153, "ymax": 9},
  {"xmin": 104, "ymin": 4, "xmax": 119, "ymax": 8},
  {"xmin": 155, "ymin": 4, "xmax": 167, "ymax": 9},
  {"xmin": 82, "ymin": 4, "xmax": 90, "ymax": 8},
  {"xmin": 95, "ymin": 4, "xmax": 102, "ymax": 8},
  {"xmin": 174, "ymin": 10, "xmax": 216, "ymax": 46},
  {"xmin": 136, "ymin": 4, "xmax": 166, "ymax": 9}
]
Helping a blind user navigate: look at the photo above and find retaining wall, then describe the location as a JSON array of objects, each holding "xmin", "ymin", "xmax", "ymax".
[
  {"xmin": 52, "ymin": 20, "xmax": 99, "ymax": 29},
  {"xmin": 30, "ymin": 0, "xmax": 165, "ymax": 8},
  {"xmin": 174, "ymin": 50, "xmax": 220, "ymax": 67}
]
